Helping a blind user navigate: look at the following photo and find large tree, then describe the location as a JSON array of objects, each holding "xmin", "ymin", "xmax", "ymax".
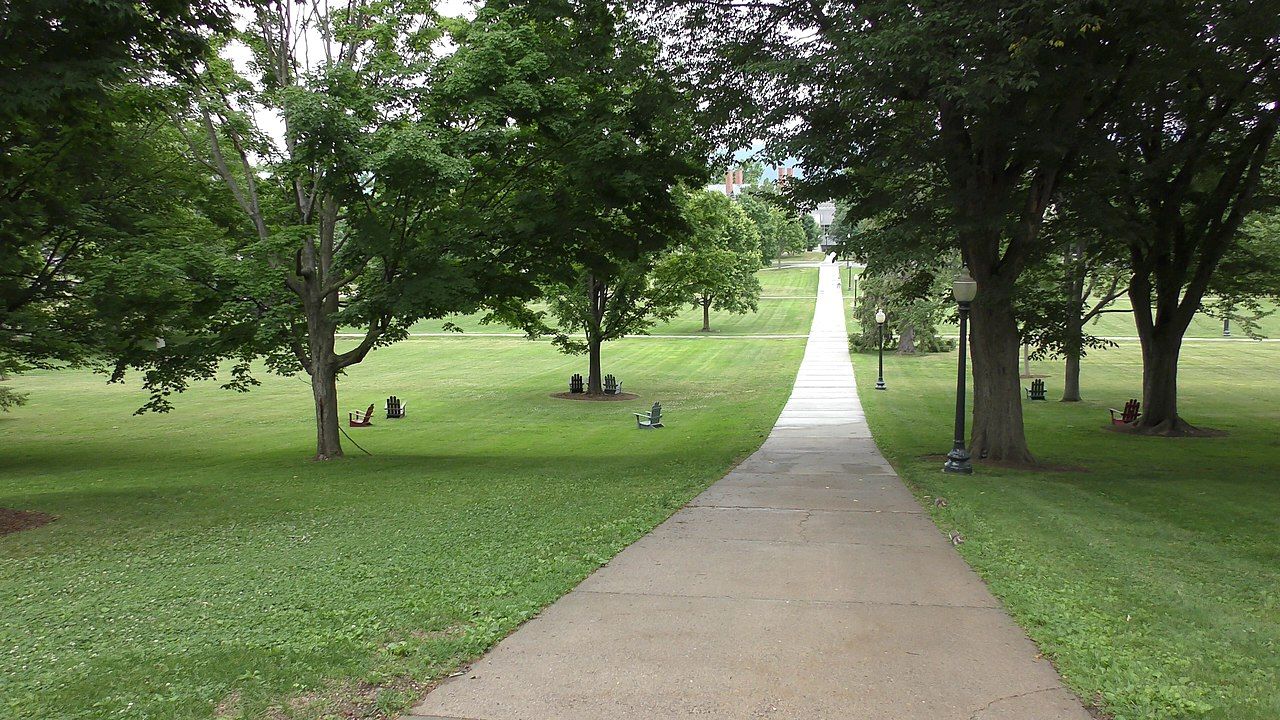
[
  {"xmin": 654, "ymin": 189, "xmax": 761, "ymax": 332},
  {"xmin": 488, "ymin": 0, "xmax": 709, "ymax": 395},
  {"xmin": 1089, "ymin": 5, "xmax": 1280, "ymax": 434},
  {"xmin": 2, "ymin": 93, "xmax": 251, "ymax": 389}
]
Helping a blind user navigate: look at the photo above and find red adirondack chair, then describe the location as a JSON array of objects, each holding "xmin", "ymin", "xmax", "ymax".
[
  {"xmin": 349, "ymin": 404, "xmax": 375, "ymax": 427},
  {"xmin": 1109, "ymin": 399, "xmax": 1141, "ymax": 426}
]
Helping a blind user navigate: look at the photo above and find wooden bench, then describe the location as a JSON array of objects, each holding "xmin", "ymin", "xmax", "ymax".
[
  {"xmin": 569, "ymin": 374, "xmax": 584, "ymax": 394},
  {"xmin": 1024, "ymin": 378, "xmax": 1046, "ymax": 401},
  {"xmin": 635, "ymin": 402, "xmax": 663, "ymax": 429},
  {"xmin": 386, "ymin": 396, "xmax": 407, "ymax": 419},
  {"xmin": 1110, "ymin": 399, "xmax": 1141, "ymax": 425},
  {"xmin": 349, "ymin": 403, "xmax": 375, "ymax": 427}
]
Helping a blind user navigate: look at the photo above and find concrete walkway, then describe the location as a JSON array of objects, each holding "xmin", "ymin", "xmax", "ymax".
[{"xmin": 406, "ymin": 262, "xmax": 1089, "ymax": 720}]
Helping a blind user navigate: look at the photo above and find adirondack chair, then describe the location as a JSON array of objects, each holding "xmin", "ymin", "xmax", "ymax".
[
  {"xmin": 1024, "ymin": 378, "xmax": 1047, "ymax": 401},
  {"xmin": 635, "ymin": 402, "xmax": 663, "ymax": 429},
  {"xmin": 1110, "ymin": 399, "xmax": 1141, "ymax": 425},
  {"xmin": 349, "ymin": 404, "xmax": 375, "ymax": 427},
  {"xmin": 603, "ymin": 374, "xmax": 621, "ymax": 395},
  {"xmin": 385, "ymin": 396, "xmax": 407, "ymax": 419},
  {"xmin": 569, "ymin": 374, "xmax": 584, "ymax": 394}
]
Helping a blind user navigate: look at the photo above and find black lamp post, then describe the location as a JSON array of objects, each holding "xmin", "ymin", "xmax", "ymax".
[
  {"xmin": 944, "ymin": 269, "xmax": 978, "ymax": 474},
  {"xmin": 1224, "ymin": 317, "xmax": 1231, "ymax": 337},
  {"xmin": 875, "ymin": 309, "xmax": 887, "ymax": 391}
]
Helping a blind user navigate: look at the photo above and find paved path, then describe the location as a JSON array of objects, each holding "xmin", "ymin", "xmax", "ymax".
[{"xmin": 406, "ymin": 261, "xmax": 1089, "ymax": 720}]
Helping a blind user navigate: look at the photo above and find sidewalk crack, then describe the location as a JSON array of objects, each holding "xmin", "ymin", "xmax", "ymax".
[{"xmin": 968, "ymin": 686, "xmax": 1064, "ymax": 719}]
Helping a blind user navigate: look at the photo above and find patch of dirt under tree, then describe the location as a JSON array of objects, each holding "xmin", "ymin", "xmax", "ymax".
[{"xmin": 0, "ymin": 508, "xmax": 57, "ymax": 535}]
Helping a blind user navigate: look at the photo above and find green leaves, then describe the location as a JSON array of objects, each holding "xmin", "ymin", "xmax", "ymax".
[{"xmin": 652, "ymin": 189, "xmax": 763, "ymax": 328}]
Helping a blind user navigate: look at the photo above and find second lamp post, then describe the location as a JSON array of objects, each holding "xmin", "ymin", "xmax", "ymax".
[
  {"xmin": 944, "ymin": 269, "xmax": 978, "ymax": 474},
  {"xmin": 875, "ymin": 309, "xmax": 887, "ymax": 390}
]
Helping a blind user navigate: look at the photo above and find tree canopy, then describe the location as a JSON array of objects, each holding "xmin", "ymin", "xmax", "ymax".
[{"xmin": 1, "ymin": 0, "xmax": 237, "ymax": 410}]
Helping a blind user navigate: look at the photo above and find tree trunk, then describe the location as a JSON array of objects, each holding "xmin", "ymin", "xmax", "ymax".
[
  {"xmin": 310, "ymin": 359, "xmax": 343, "ymax": 460},
  {"xmin": 300, "ymin": 198, "xmax": 346, "ymax": 460},
  {"xmin": 949, "ymin": 180, "xmax": 1041, "ymax": 466},
  {"xmin": 967, "ymin": 286, "xmax": 1035, "ymax": 464},
  {"xmin": 1129, "ymin": 256, "xmax": 1200, "ymax": 435},
  {"xmin": 586, "ymin": 273, "xmax": 606, "ymax": 395},
  {"xmin": 701, "ymin": 298, "xmax": 711, "ymax": 332},
  {"xmin": 1062, "ymin": 345, "xmax": 1082, "ymax": 402},
  {"xmin": 897, "ymin": 325, "xmax": 916, "ymax": 353},
  {"xmin": 1061, "ymin": 296, "xmax": 1084, "ymax": 401},
  {"xmin": 1134, "ymin": 329, "xmax": 1196, "ymax": 435},
  {"xmin": 304, "ymin": 284, "xmax": 344, "ymax": 459},
  {"xmin": 587, "ymin": 333, "xmax": 603, "ymax": 395},
  {"xmin": 1061, "ymin": 249, "xmax": 1085, "ymax": 402}
]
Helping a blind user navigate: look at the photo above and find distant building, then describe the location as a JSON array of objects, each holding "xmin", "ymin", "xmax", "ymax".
[
  {"xmin": 707, "ymin": 168, "xmax": 747, "ymax": 197},
  {"xmin": 813, "ymin": 201, "xmax": 836, "ymax": 228},
  {"xmin": 706, "ymin": 165, "xmax": 800, "ymax": 197},
  {"xmin": 814, "ymin": 201, "xmax": 838, "ymax": 253}
]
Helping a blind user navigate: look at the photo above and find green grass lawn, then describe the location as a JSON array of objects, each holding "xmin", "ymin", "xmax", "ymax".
[
  {"xmin": 901, "ymin": 299, "xmax": 1280, "ymax": 339},
  {"xmin": 656, "ymin": 298, "xmax": 813, "ymax": 335},
  {"xmin": 1075, "ymin": 299, "xmax": 1280, "ymax": 339},
  {"xmin": 757, "ymin": 266, "xmax": 819, "ymax": 296},
  {"xmin": 0, "ymin": 336, "xmax": 805, "ymax": 720},
  {"xmin": 396, "ymin": 266, "xmax": 820, "ymax": 336},
  {"xmin": 774, "ymin": 250, "xmax": 829, "ymax": 265},
  {"xmin": 852, "ymin": 343, "xmax": 1280, "ymax": 720}
]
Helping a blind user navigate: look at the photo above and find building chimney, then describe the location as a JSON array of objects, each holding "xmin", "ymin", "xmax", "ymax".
[
  {"xmin": 725, "ymin": 171, "xmax": 733, "ymax": 195},
  {"xmin": 735, "ymin": 168, "xmax": 744, "ymax": 185}
]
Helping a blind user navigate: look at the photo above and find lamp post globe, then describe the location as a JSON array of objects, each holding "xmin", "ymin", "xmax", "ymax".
[
  {"xmin": 874, "ymin": 309, "xmax": 887, "ymax": 391},
  {"xmin": 944, "ymin": 269, "xmax": 977, "ymax": 474}
]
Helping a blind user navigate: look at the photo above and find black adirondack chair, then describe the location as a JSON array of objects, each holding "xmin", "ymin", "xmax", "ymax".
[
  {"xmin": 386, "ymin": 396, "xmax": 407, "ymax": 418},
  {"xmin": 604, "ymin": 374, "xmax": 621, "ymax": 395}
]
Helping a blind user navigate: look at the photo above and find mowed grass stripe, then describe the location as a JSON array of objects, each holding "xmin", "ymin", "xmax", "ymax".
[{"xmin": 392, "ymin": 267, "xmax": 822, "ymax": 337}]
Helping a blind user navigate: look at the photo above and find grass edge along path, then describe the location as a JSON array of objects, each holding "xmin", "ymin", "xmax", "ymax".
[
  {"xmin": 851, "ymin": 344, "xmax": 1280, "ymax": 720},
  {"xmin": 1, "ymin": 336, "xmax": 805, "ymax": 720}
]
